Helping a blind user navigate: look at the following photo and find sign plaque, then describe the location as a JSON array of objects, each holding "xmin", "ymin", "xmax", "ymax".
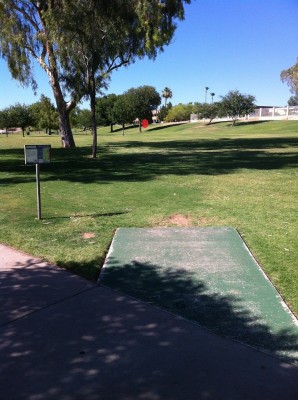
[{"xmin": 24, "ymin": 145, "xmax": 51, "ymax": 165}]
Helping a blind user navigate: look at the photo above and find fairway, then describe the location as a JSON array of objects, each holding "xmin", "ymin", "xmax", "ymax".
[
  {"xmin": 100, "ymin": 227, "xmax": 298, "ymax": 364},
  {"xmin": 0, "ymin": 120, "xmax": 297, "ymax": 317}
]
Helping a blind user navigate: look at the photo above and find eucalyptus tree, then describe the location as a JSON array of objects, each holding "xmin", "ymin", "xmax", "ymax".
[
  {"xmin": 281, "ymin": 58, "xmax": 298, "ymax": 94},
  {"xmin": 0, "ymin": 1, "xmax": 76, "ymax": 146},
  {"xmin": 162, "ymin": 87, "xmax": 173, "ymax": 107},
  {"xmin": 52, "ymin": 1, "xmax": 189, "ymax": 156},
  {"xmin": 0, "ymin": 0, "xmax": 191, "ymax": 152},
  {"xmin": 288, "ymin": 94, "xmax": 298, "ymax": 106}
]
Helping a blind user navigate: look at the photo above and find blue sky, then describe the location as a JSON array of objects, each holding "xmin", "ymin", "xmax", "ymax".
[{"xmin": 0, "ymin": 0, "xmax": 297, "ymax": 109}]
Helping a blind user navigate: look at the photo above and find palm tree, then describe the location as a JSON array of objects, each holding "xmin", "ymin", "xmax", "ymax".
[
  {"xmin": 162, "ymin": 87, "xmax": 173, "ymax": 108},
  {"xmin": 205, "ymin": 86, "xmax": 209, "ymax": 103},
  {"xmin": 210, "ymin": 92, "xmax": 215, "ymax": 103}
]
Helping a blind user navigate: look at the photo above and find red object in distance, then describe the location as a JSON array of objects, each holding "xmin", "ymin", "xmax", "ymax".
[{"xmin": 141, "ymin": 119, "xmax": 149, "ymax": 128}]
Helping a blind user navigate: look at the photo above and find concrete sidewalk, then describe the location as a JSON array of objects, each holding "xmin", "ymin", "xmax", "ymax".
[{"xmin": 0, "ymin": 244, "xmax": 298, "ymax": 400}]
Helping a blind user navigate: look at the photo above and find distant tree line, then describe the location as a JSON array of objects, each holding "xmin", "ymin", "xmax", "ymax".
[
  {"xmin": 0, "ymin": 95, "xmax": 58, "ymax": 136},
  {"xmin": 0, "ymin": 89, "xmax": 258, "ymax": 136},
  {"xmin": 164, "ymin": 90, "xmax": 256, "ymax": 126},
  {"xmin": 0, "ymin": 85, "xmax": 162, "ymax": 135}
]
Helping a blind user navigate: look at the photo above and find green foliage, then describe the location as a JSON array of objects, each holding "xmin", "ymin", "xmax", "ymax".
[
  {"xmin": 96, "ymin": 94, "xmax": 118, "ymax": 128},
  {"xmin": 159, "ymin": 103, "xmax": 172, "ymax": 121},
  {"xmin": 204, "ymin": 86, "xmax": 210, "ymax": 103},
  {"xmin": 0, "ymin": 103, "xmax": 33, "ymax": 136},
  {"xmin": 162, "ymin": 87, "xmax": 173, "ymax": 107},
  {"xmin": 197, "ymin": 102, "xmax": 222, "ymax": 124},
  {"xmin": 69, "ymin": 107, "xmax": 80, "ymax": 129},
  {"xmin": 281, "ymin": 58, "xmax": 298, "ymax": 94},
  {"xmin": 112, "ymin": 95, "xmax": 134, "ymax": 133},
  {"xmin": 75, "ymin": 109, "xmax": 92, "ymax": 131},
  {"xmin": 0, "ymin": 1, "xmax": 37, "ymax": 91},
  {"xmin": 10, "ymin": 103, "xmax": 33, "ymax": 135},
  {"xmin": 288, "ymin": 94, "xmax": 298, "ymax": 106},
  {"xmin": 0, "ymin": 108, "xmax": 12, "ymax": 131},
  {"xmin": 165, "ymin": 103, "xmax": 194, "ymax": 122},
  {"xmin": 29, "ymin": 95, "xmax": 58, "ymax": 133},
  {"xmin": 124, "ymin": 86, "xmax": 161, "ymax": 129},
  {"xmin": 220, "ymin": 90, "xmax": 256, "ymax": 126}
]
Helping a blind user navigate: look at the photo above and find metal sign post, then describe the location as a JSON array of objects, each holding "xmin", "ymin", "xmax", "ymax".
[
  {"xmin": 36, "ymin": 163, "xmax": 41, "ymax": 219},
  {"xmin": 24, "ymin": 145, "xmax": 51, "ymax": 220}
]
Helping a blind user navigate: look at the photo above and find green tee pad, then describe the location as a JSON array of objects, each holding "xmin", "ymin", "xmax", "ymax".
[{"xmin": 100, "ymin": 227, "xmax": 298, "ymax": 363}]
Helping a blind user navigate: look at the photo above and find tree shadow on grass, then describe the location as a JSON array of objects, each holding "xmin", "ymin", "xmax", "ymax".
[
  {"xmin": 234, "ymin": 120, "xmax": 270, "ymax": 126},
  {"xmin": 147, "ymin": 123, "xmax": 187, "ymax": 132},
  {"xmin": 46, "ymin": 211, "xmax": 128, "ymax": 221},
  {"xmin": 191, "ymin": 120, "xmax": 270, "ymax": 126},
  {"xmin": 35, "ymin": 136, "xmax": 298, "ymax": 184},
  {"xmin": 57, "ymin": 259, "xmax": 103, "ymax": 281},
  {"xmin": 0, "ymin": 136, "xmax": 297, "ymax": 186},
  {"xmin": 100, "ymin": 258, "xmax": 298, "ymax": 364}
]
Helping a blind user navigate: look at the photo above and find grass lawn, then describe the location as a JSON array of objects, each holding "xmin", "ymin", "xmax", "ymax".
[{"xmin": 0, "ymin": 120, "xmax": 297, "ymax": 315}]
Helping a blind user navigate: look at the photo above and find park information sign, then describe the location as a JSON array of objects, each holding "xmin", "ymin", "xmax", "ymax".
[
  {"xmin": 24, "ymin": 145, "xmax": 51, "ymax": 165},
  {"xmin": 24, "ymin": 145, "xmax": 51, "ymax": 219}
]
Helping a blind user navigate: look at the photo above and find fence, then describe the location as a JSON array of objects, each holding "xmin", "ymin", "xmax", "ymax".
[
  {"xmin": 190, "ymin": 106, "xmax": 298, "ymax": 123},
  {"xmin": 248, "ymin": 106, "xmax": 298, "ymax": 120}
]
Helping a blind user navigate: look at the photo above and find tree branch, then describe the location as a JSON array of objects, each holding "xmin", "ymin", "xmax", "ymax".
[{"xmin": 13, "ymin": 1, "xmax": 39, "ymax": 31}]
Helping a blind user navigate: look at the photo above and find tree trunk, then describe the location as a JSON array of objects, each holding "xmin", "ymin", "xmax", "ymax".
[
  {"xmin": 110, "ymin": 123, "xmax": 114, "ymax": 133},
  {"xmin": 57, "ymin": 100, "xmax": 76, "ymax": 148},
  {"xmin": 139, "ymin": 119, "xmax": 142, "ymax": 133},
  {"xmin": 122, "ymin": 123, "xmax": 125, "ymax": 136},
  {"xmin": 48, "ymin": 63, "xmax": 76, "ymax": 148},
  {"xmin": 90, "ymin": 80, "xmax": 97, "ymax": 159}
]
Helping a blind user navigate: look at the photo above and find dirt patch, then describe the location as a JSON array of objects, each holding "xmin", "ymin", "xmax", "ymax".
[
  {"xmin": 196, "ymin": 217, "xmax": 218, "ymax": 225},
  {"xmin": 156, "ymin": 215, "xmax": 220, "ymax": 227},
  {"xmin": 82, "ymin": 232, "xmax": 96, "ymax": 239},
  {"xmin": 159, "ymin": 214, "xmax": 193, "ymax": 227}
]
